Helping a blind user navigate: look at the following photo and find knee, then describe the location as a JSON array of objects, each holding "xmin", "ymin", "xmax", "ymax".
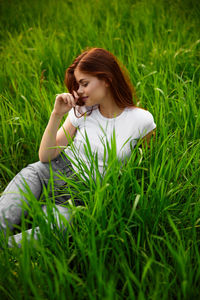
[
  {"xmin": 16, "ymin": 162, "xmax": 40, "ymax": 182},
  {"xmin": 24, "ymin": 161, "xmax": 50, "ymax": 179},
  {"xmin": 27, "ymin": 160, "xmax": 48, "ymax": 171},
  {"xmin": 0, "ymin": 203, "xmax": 26, "ymax": 234}
]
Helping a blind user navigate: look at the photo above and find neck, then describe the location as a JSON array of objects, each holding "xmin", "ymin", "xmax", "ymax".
[{"xmin": 99, "ymin": 94, "xmax": 124, "ymax": 118}]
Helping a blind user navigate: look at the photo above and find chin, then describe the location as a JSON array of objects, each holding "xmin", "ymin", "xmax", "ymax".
[{"xmin": 85, "ymin": 101, "xmax": 93, "ymax": 106}]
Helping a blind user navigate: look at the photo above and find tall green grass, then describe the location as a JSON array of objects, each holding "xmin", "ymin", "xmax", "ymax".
[{"xmin": 0, "ymin": 0, "xmax": 200, "ymax": 298}]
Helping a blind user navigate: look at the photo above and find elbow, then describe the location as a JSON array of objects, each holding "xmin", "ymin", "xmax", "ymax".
[
  {"xmin": 38, "ymin": 153, "xmax": 48, "ymax": 163},
  {"xmin": 38, "ymin": 149, "xmax": 49, "ymax": 163},
  {"xmin": 38, "ymin": 149, "xmax": 59, "ymax": 163}
]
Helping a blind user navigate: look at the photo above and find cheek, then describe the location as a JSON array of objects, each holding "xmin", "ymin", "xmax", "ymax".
[
  {"xmin": 87, "ymin": 81, "xmax": 105, "ymax": 97},
  {"xmin": 92, "ymin": 83, "xmax": 105, "ymax": 95},
  {"xmin": 87, "ymin": 83, "xmax": 97, "ymax": 94}
]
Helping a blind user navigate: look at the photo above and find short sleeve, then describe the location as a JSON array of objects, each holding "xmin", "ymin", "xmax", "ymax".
[
  {"xmin": 139, "ymin": 110, "xmax": 156, "ymax": 138},
  {"xmin": 68, "ymin": 108, "xmax": 80, "ymax": 128}
]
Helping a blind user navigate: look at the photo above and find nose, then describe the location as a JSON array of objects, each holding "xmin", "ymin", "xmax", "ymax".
[{"xmin": 77, "ymin": 86, "xmax": 83, "ymax": 95}]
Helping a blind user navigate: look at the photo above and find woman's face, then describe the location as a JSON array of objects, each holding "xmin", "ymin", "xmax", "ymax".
[{"xmin": 74, "ymin": 68, "xmax": 109, "ymax": 107}]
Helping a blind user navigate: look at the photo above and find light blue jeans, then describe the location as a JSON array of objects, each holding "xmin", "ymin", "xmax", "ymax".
[{"xmin": 0, "ymin": 153, "xmax": 79, "ymax": 247}]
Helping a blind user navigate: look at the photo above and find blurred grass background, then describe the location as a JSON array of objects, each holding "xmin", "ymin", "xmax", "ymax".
[{"xmin": 0, "ymin": 0, "xmax": 200, "ymax": 299}]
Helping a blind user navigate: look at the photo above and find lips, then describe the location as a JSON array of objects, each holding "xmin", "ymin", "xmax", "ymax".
[
  {"xmin": 76, "ymin": 96, "xmax": 88, "ymax": 106},
  {"xmin": 81, "ymin": 96, "xmax": 88, "ymax": 101}
]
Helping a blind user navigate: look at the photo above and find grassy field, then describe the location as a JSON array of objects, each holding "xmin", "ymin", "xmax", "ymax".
[{"xmin": 0, "ymin": 0, "xmax": 200, "ymax": 299}]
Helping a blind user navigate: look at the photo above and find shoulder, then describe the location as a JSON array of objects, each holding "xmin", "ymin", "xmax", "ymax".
[
  {"xmin": 126, "ymin": 106, "xmax": 154, "ymax": 121},
  {"xmin": 126, "ymin": 106, "xmax": 156, "ymax": 137}
]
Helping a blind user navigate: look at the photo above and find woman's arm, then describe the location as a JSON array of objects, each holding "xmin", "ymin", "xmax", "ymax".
[
  {"xmin": 38, "ymin": 113, "xmax": 77, "ymax": 162},
  {"xmin": 39, "ymin": 92, "xmax": 78, "ymax": 162}
]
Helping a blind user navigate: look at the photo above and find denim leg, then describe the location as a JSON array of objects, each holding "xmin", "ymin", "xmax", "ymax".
[
  {"xmin": 34, "ymin": 153, "xmax": 75, "ymax": 205},
  {"xmin": 7, "ymin": 204, "xmax": 73, "ymax": 248},
  {"xmin": 0, "ymin": 153, "xmax": 74, "ymax": 234},
  {"xmin": 0, "ymin": 164, "xmax": 43, "ymax": 234}
]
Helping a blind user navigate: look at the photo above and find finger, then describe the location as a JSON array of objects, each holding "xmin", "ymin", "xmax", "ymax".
[
  {"xmin": 61, "ymin": 93, "xmax": 70, "ymax": 104},
  {"xmin": 69, "ymin": 94, "xmax": 76, "ymax": 107},
  {"xmin": 63, "ymin": 95, "xmax": 69, "ymax": 104},
  {"xmin": 56, "ymin": 95, "xmax": 63, "ymax": 103},
  {"xmin": 56, "ymin": 93, "xmax": 65, "ymax": 101},
  {"xmin": 73, "ymin": 90, "xmax": 79, "ymax": 99}
]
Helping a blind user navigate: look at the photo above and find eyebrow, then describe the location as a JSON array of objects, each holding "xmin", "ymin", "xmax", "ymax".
[{"xmin": 78, "ymin": 78, "xmax": 88, "ymax": 83}]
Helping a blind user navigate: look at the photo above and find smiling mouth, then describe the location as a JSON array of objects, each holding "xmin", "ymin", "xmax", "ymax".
[
  {"xmin": 76, "ymin": 96, "xmax": 88, "ymax": 106},
  {"xmin": 81, "ymin": 96, "xmax": 88, "ymax": 101}
]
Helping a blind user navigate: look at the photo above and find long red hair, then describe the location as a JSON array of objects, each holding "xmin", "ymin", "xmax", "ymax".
[{"xmin": 64, "ymin": 47, "xmax": 137, "ymax": 115}]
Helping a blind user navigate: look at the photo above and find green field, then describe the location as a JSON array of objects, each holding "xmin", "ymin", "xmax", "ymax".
[{"xmin": 0, "ymin": 0, "xmax": 200, "ymax": 299}]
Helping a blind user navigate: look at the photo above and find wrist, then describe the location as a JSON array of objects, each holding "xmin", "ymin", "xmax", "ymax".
[{"xmin": 51, "ymin": 110, "xmax": 65, "ymax": 119}]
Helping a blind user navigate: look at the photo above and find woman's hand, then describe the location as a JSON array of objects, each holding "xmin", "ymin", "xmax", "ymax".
[{"xmin": 53, "ymin": 91, "xmax": 79, "ymax": 117}]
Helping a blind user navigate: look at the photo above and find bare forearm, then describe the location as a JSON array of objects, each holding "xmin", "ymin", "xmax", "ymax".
[
  {"xmin": 39, "ymin": 111, "xmax": 64, "ymax": 162},
  {"xmin": 39, "ymin": 92, "xmax": 78, "ymax": 162}
]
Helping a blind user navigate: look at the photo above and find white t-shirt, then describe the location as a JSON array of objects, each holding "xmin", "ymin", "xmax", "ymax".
[{"xmin": 64, "ymin": 106, "xmax": 156, "ymax": 176}]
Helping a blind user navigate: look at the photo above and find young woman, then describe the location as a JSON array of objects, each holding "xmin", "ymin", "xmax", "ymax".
[{"xmin": 0, "ymin": 47, "xmax": 156, "ymax": 247}]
